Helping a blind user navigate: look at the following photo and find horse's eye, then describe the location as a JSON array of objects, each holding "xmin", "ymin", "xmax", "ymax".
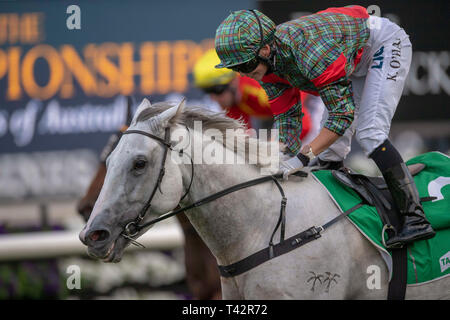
[{"xmin": 133, "ymin": 159, "xmax": 147, "ymax": 170}]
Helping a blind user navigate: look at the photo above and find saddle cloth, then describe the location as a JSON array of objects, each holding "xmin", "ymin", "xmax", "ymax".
[{"xmin": 312, "ymin": 151, "xmax": 450, "ymax": 285}]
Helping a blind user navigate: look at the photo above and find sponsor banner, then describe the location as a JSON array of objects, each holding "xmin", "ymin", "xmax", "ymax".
[
  {"xmin": 0, "ymin": 0, "xmax": 251, "ymax": 199},
  {"xmin": 0, "ymin": 0, "xmax": 252, "ymax": 154}
]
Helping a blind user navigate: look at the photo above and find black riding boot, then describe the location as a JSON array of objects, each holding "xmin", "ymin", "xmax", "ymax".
[
  {"xmin": 382, "ymin": 163, "xmax": 436, "ymax": 248},
  {"xmin": 370, "ymin": 140, "xmax": 435, "ymax": 248}
]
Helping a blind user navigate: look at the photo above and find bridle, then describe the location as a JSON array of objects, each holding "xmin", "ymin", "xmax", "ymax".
[
  {"xmin": 119, "ymin": 125, "xmax": 289, "ymax": 249},
  {"xmin": 120, "ymin": 127, "xmax": 194, "ymax": 246}
]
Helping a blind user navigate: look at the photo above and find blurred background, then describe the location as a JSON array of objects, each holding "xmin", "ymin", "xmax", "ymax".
[{"xmin": 0, "ymin": 0, "xmax": 448, "ymax": 299}]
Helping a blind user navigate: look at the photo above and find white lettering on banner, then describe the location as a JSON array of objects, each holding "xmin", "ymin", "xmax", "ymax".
[
  {"xmin": 38, "ymin": 97, "xmax": 126, "ymax": 134},
  {"xmin": 404, "ymin": 51, "xmax": 450, "ymax": 96},
  {"xmin": 427, "ymin": 176, "xmax": 450, "ymax": 202},
  {"xmin": 9, "ymin": 100, "xmax": 41, "ymax": 146},
  {"xmin": 3, "ymin": 96, "xmax": 127, "ymax": 148},
  {"xmin": 3, "ymin": 94, "xmax": 220, "ymax": 149}
]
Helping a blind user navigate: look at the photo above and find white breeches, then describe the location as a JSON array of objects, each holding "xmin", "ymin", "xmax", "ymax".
[{"xmin": 319, "ymin": 16, "xmax": 413, "ymax": 161}]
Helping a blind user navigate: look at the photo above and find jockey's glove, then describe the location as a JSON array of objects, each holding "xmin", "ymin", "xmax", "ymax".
[{"xmin": 279, "ymin": 152, "xmax": 310, "ymax": 180}]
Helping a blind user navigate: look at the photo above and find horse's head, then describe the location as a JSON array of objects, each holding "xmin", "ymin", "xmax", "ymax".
[{"xmin": 79, "ymin": 98, "xmax": 186, "ymax": 262}]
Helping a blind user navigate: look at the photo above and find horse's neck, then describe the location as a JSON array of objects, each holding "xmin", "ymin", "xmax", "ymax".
[
  {"xmin": 178, "ymin": 129, "xmax": 287, "ymax": 265},
  {"xmin": 182, "ymin": 163, "xmax": 279, "ymax": 264}
]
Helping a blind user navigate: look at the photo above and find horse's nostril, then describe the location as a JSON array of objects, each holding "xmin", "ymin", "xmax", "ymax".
[{"xmin": 89, "ymin": 230, "xmax": 110, "ymax": 242}]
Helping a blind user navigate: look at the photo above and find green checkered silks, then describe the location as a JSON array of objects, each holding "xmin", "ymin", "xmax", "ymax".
[
  {"xmin": 215, "ymin": 10, "xmax": 275, "ymax": 68},
  {"xmin": 273, "ymin": 102, "xmax": 304, "ymax": 156},
  {"xmin": 215, "ymin": 6, "xmax": 371, "ymax": 156},
  {"xmin": 262, "ymin": 6, "xmax": 370, "ymax": 155}
]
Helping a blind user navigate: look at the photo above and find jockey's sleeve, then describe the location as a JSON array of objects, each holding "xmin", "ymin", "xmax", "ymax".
[
  {"xmin": 316, "ymin": 79, "xmax": 355, "ymax": 136},
  {"xmin": 296, "ymin": 40, "xmax": 356, "ymax": 136},
  {"xmin": 260, "ymin": 80, "xmax": 303, "ymax": 156},
  {"xmin": 273, "ymin": 102, "xmax": 303, "ymax": 156}
]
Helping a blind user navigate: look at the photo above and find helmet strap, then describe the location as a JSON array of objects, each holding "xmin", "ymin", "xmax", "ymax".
[
  {"xmin": 249, "ymin": 10, "xmax": 276, "ymax": 74},
  {"xmin": 258, "ymin": 44, "xmax": 276, "ymax": 75}
]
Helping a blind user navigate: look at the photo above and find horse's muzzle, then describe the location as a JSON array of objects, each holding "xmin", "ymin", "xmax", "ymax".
[{"xmin": 79, "ymin": 213, "xmax": 113, "ymax": 247}]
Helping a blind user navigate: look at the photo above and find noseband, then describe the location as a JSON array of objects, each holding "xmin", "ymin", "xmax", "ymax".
[{"xmin": 120, "ymin": 127, "xmax": 193, "ymax": 245}]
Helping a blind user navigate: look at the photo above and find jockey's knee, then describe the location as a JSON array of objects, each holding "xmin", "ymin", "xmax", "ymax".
[
  {"xmin": 318, "ymin": 146, "xmax": 349, "ymax": 162},
  {"xmin": 355, "ymin": 129, "xmax": 389, "ymax": 157}
]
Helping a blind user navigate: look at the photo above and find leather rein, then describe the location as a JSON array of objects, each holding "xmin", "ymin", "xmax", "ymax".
[
  {"xmin": 119, "ymin": 127, "xmax": 359, "ymax": 278},
  {"xmin": 120, "ymin": 127, "xmax": 289, "ymax": 245}
]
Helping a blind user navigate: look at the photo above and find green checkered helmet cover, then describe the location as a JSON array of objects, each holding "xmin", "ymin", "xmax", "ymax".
[{"xmin": 215, "ymin": 10, "xmax": 276, "ymax": 69}]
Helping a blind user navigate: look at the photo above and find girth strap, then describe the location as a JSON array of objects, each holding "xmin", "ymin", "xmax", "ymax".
[
  {"xmin": 388, "ymin": 247, "xmax": 408, "ymax": 300},
  {"xmin": 219, "ymin": 226, "xmax": 322, "ymax": 278},
  {"xmin": 218, "ymin": 202, "xmax": 363, "ymax": 278}
]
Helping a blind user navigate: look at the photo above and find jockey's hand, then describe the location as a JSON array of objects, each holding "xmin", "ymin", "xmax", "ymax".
[{"xmin": 279, "ymin": 152, "xmax": 310, "ymax": 180}]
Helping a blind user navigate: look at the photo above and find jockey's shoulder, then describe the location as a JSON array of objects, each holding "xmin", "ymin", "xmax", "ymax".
[{"xmin": 274, "ymin": 5, "xmax": 369, "ymax": 39}]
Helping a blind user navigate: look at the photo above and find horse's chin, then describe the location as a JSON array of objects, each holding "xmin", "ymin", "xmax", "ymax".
[
  {"xmin": 106, "ymin": 236, "xmax": 129, "ymax": 263},
  {"xmin": 87, "ymin": 236, "xmax": 126, "ymax": 263},
  {"xmin": 100, "ymin": 242, "xmax": 119, "ymax": 263}
]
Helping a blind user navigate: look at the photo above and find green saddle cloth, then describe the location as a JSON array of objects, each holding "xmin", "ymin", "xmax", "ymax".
[{"xmin": 312, "ymin": 151, "xmax": 450, "ymax": 285}]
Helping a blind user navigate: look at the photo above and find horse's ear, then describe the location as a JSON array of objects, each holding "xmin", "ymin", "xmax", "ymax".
[
  {"xmin": 131, "ymin": 98, "xmax": 152, "ymax": 126},
  {"xmin": 171, "ymin": 98, "xmax": 186, "ymax": 125},
  {"xmin": 158, "ymin": 98, "xmax": 186, "ymax": 128}
]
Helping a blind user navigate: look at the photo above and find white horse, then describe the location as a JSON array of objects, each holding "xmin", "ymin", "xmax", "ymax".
[{"xmin": 79, "ymin": 99, "xmax": 450, "ymax": 299}]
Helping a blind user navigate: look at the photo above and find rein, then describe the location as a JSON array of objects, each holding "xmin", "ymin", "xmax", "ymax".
[
  {"xmin": 119, "ymin": 127, "xmax": 360, "ymax": 278},
  {"xmin": 120, "ymin": 126, "xmax": 294, "ymax": 247}
]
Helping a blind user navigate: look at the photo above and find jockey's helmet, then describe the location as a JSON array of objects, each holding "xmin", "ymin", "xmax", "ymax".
[
  {"xmin": 214, "ymin": 9, "xmax": 276, "ymax": 69},
  {"xmin": 193, "ymin": 49, "xmax": 236, "ymax": 91}
]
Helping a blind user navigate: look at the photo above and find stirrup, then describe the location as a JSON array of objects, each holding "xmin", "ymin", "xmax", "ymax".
[{"xmin": 381, "ymin": 224, "xmax": 403, "ymax": 249}]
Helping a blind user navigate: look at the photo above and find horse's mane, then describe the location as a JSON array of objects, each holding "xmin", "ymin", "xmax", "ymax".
[
  {"xmin": 137, "ymin": 101, "xmax": 246, "ymax": 132},
  {"xmin": 136, "ymin": 101, "xmax": 278, "ymax": 168}
]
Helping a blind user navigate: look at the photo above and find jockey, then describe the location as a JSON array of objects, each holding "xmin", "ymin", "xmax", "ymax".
[
  {"xmin": 214, "ymin": 6, "xmax": 435, "ymax": 248},
  {"xmin": 193, "ymin": 48, "xmax": 313, "ymax": 140}
]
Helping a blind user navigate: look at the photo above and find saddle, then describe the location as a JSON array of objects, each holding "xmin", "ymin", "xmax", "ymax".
[{"xmin": 331, "ymin": 163, "xmax": 426, "ymax": 241}]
